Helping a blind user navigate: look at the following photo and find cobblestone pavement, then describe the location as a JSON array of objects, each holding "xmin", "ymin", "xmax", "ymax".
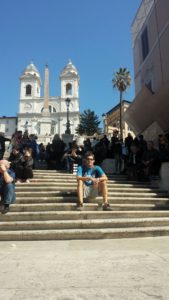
[{"xmin": 0, "ymin": 237, "xmax": 169, "ymax": 300}]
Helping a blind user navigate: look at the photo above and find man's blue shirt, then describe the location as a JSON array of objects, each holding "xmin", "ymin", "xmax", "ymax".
[{"xmin": 77, "ymin": 165, "xmax": 105, "ymax": 186}]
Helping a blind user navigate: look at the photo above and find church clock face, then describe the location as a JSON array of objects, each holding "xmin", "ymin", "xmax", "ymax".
[{"xmin": 24, "ymin": 103, "xmax": 32, "ymax": 112}]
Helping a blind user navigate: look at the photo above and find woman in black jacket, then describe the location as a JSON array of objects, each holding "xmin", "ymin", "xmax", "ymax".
[
  {"xmin": 15, "ymin": 148, "xmax": 34, "ymax": 183},
  {"xmin": 8, "ymin": 146, "xmax": 23, "ymax": 180}
]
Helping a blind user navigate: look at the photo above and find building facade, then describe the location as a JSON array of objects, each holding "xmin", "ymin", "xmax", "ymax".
[
  {"xmin": 124, "ymin": 0, "xmax": 169, "ymax": 140},
  {"xmin": 104, "ymin": 100, "xmax": 135, "ymax": 139},
  {"xmin": 0, "ymin": 117, "xmax": 17, "ymax": 138},
  {"xmin": 17, "ymin": 60, "xmax": 80, "ymax": 143}
]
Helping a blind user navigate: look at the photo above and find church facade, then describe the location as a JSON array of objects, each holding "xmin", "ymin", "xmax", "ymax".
[{"xmin": 17, "ymin": 60, "xmax": 80, "ymax": 143}]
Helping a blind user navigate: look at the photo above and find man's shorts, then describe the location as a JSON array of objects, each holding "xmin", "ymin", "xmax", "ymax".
[{"xmin": 83, "ymin": 185, "xmax": 99, "ymax": 199}]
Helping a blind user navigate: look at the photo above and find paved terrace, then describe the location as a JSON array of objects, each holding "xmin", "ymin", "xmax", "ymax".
[{"xmin": 0, "ymin": 237, "xmax": 169, "ymax": 300}]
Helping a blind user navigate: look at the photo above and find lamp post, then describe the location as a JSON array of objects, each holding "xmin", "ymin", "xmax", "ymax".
[
  {"xmin": 102, "ymin": 114, "xmax": 106, "ymax": 134},
  {"xmin": 65, "ymin": 98, "xmax": 71, "ymax": 134}
]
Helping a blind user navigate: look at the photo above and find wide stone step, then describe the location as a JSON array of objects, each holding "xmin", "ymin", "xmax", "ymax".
[
  {"xmin": 5, "ymin": 203, "xmax": 169, "ymax": 213},
  {"xmin": 16, "ymin": 196, "xmax": 76, "ymax": 203},
  {"xmin": 33, "ymin": 177, "xmax": 140, "ymax": 183},
  {"xmin": 15, "ymin": 191, "xmax": 167, "ymax": 198},
  {"xmin": 15, "ymin": 185, "xmax": 162, "ymax": 193},
  {"xmin": 1, "ymin": 210, "xmax": 169, "ymax": 222},
  {"xmin": 16, "ymin": 182, "xmax": 154, "ymax": 188},
  {"xmin": 10, "ymin": 203, "xmax": 98, "ymax": 212},
  {"xmin": 15, "ymin": 191, "xmax": 76, "ymax": 197},
  {"xmin": 0, "ymin": 226, "xmax": 169, "ymax": 240},
  {"xmin": 33, "ymin": 173, "xmax": 128, "ymax": 179},
  {"xmin": 31, "ymin": 176, "xmax": 151, "ymax": 187},
  {"xmin": 32, "ymin": 173, "xmax": 75, "ymax": 177},
  {"xmin": 8, "ymin": 201, "xmax": 169, "ymax": 212},
  {"xmin": 33, "ymin": 171, "xmax": 138, "ymax": 182},
  {"xmin": 15, "ymin": 196, "xmax": 169, "ymax": 205},
  {"xmin": 1, "ymin": 217, "xmax": 169, "ymax": 231},
  {"xmin": 32, "ymin": 172, "xmax": 135, "ymax": 178},
  {"xmin": 34, "ymin": 170, "xmax": 61, "ymax": 173}
]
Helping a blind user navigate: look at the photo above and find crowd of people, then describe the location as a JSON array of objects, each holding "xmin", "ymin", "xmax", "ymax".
[
  {"xmin": 43, "ymin": 131, "xmax": 169, "ymax": 182},
  {"xmin": 0, "ymin": 130, "xmax": 36, "ymax": 214},
  {"xmin": 0, "ymin": 129, "xmax": 169, "ymax": 214}
]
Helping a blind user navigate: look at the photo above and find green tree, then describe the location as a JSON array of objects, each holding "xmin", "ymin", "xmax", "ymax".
[
  {"xmin": 112, "ymin": 67, "xmax": 131, "ymax": 140},
  {"xmin": 76, "ymin": 109, "xmax": 101, "ymax": 136}
]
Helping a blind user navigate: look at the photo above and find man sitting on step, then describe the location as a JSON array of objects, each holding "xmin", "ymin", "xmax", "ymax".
[
  {"xmin": 76, "ymin": 151, "xmax": 112, "ymax": 211},
  {"xmin": 0, "ymin": 160, "xmax": 16, "ymax": 214}
]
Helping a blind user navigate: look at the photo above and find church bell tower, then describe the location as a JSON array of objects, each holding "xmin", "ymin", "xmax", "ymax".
[{"xmin": 60, "ymin": 59, "xmax": 80, "ymax": 99}]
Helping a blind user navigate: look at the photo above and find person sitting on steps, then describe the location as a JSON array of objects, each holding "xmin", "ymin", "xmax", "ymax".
[
  {"xmin": 8, "ymin": 145, "xmax": 23, "ymax": 181},
  {"xmin": 16, "ymin": 148, "xmax": 34, "ymax": 183},
  {"xmin": 0, "ymin": 160, "xmax": 16, "ymax": 214},
  {"xmin": 62, "ymin": 146, "xmax": 82, "ymax": 173},
  {"xmin": 76, "ymin": 151, "xmax": 112, "ymax": 211}
]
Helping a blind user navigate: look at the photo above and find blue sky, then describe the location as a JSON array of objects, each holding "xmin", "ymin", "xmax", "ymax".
[{"xmin": 1, "ymin": 0, "xmax": 141, "ymax": 121}]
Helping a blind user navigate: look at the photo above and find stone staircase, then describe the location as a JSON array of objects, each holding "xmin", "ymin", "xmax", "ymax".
[{"xmin": 0, "ymin": 170, "xmax": 169, "ymax": 240}]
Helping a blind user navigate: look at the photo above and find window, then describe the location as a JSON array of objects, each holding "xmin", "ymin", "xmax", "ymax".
[
  {"xmin": 141, "ymin": 27, "xmax": 149, "ymax": 60},
  {"xmin": 41, "ymin": 105, "xmax": 56, "ymax": 113},
  {"xmin": 66, "ymin": 83, "xmax": 72, "ymax": 95},
  {"xmin": 26, "ymin": 84, "xmax": 32, "ymax": 96}
]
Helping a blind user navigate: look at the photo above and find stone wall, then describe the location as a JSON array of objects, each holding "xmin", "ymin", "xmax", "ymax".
[{"xmin": 159, "ymin": 162, "xmax": 169, "ymax": 192}]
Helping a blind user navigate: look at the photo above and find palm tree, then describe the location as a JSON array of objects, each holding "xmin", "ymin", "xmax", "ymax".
[{"xmin": 112, "ymin": 68, "xmax": 131, "ymax": 140}]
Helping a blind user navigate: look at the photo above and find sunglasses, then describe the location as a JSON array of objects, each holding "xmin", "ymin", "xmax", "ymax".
[{"xmin": 86, "ymin": 158, "xmax": 94, "ymax": 161}]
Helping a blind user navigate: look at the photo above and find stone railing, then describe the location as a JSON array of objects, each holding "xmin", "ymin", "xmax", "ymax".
[{"xmin": 159, "ymin": 162, "xmax": 169, "ymax": 192}]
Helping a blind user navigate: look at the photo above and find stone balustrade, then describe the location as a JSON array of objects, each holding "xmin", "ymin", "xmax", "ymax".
[{"xmin": 159, "ymin": 162, "xmax": 169, "ymax": 192}]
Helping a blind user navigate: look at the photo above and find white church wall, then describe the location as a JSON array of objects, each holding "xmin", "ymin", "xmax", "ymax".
[
  {"xmin": 18, "ymin": 61, "xmax": 80, "ymax": 140},
  {"xmin": 74, "ymin": 81, "xmax": 79, "ymax": 98}
]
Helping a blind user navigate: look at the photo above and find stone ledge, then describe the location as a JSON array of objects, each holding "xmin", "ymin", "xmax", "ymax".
[{"xmin": 159, "ymin": 162, "xmax": 169, "ymax": 192}]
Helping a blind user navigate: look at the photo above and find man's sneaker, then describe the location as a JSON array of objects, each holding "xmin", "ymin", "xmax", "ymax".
[
  {"xmin": 102, "ymin": 203, "xmax": 112, "ymax": 211},
  {"xmin": 76, "ymin": 203, "xmax": 84, "ymax": 211},
  {"xmin": 1, "ymin": 205, "xmax": 9, "ymax": 214}
]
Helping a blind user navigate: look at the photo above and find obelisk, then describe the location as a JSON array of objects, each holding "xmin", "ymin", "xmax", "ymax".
[
  {"xmin": 43, "ymin": 64, "xmax": 50, "ymax": 116},
  {"xmin": 40, "ymin": 64, "xmax": 52, "ymax": 141}
]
